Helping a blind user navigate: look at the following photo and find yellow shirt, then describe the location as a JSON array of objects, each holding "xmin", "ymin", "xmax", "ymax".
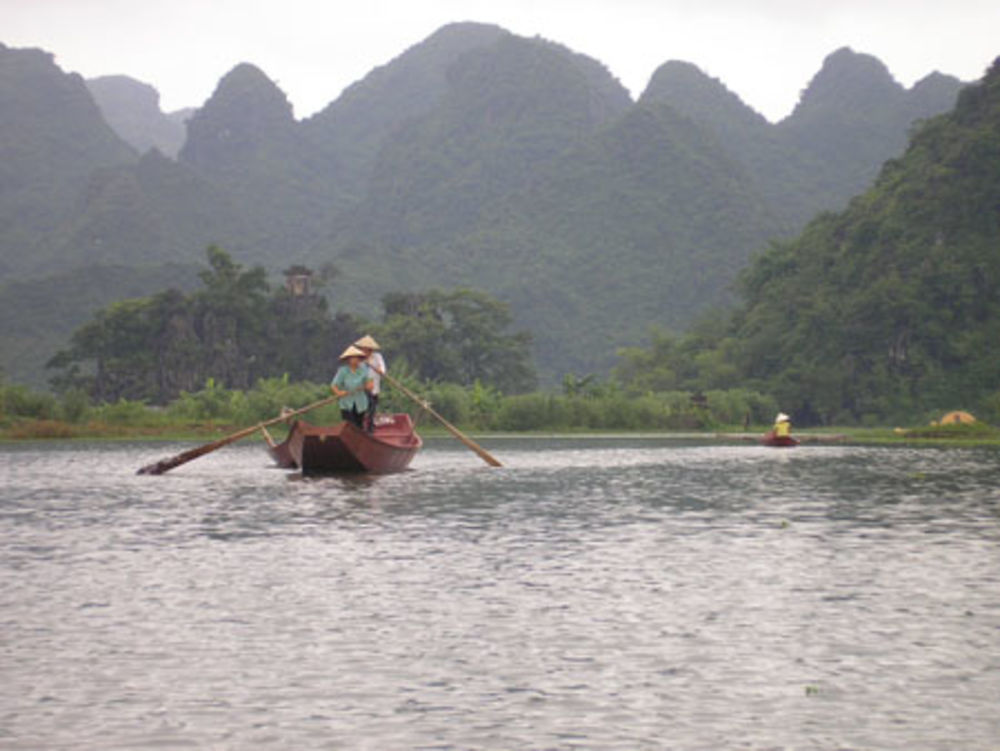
[{"xmin": 774, "ymin": 421, "xmax": 791, "ymax": 438}]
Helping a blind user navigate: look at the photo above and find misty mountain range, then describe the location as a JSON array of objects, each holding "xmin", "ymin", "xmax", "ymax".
[{"xmin": 0, "ymin": 23, "xmax": 969, "ymax": 385}]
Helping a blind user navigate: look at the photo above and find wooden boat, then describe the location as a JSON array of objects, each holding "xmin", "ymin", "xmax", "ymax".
[
  {"xmin": 266, "ymin": 413, "xmax": 422, "ymax": 473},
  {"xmin": 761, "ymin": 430, "xmax": 799, "ymax": 447}
]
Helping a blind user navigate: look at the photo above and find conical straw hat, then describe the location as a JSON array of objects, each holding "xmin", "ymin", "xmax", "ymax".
[
  {"xmin": 354, "ymin": 335, "xmax": 381, "ymax": 350},
  {"xmin": 339, "ymin": 344, "xmax": 366, "ymax": 360}
]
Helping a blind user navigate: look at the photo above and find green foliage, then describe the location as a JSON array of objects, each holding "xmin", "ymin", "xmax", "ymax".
[
  {"xmin": 622, "ymin": 57, "xmax": 1000, "ymax": 426},
  {"xmin": 47, "ymin": 247, "xmax": 361, "ymax": 405},
  {"xmin": 166, "ymin": 378, "xmax": 239, "ymax": 421},
  {"xmin": 57, "ymin": 388, "xmax": 92, "ymax": 424},
  {"xmin": 372, "ymin": 288, "xmax": 537, "ymax": 393},
  {"xmin": 92, "ymin": 398, "xmax": 158, "ymax": 426},
  {"xmin": 488, "ymin": 386, "xmax": 772, "ymax": 432},
  {"xmin": 238, "ymin": 376, "xmax": 328, "ymax": 424},
  {"xmin": 419, "ymin": 382, "xmax": 473, "ymax": 426},
  {"xmin": 0, "ymin": 383, "xmax": 58, "ymax": 422}
]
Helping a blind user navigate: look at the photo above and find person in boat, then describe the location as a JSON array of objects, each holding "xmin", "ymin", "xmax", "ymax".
[
  {"xmin": 330, "ymin": 345, "xmax": 373, "ymax": 429},
  {"xmin": 354, "ymin": 334, "xmax": 386, "ymax": 433},
  {"xmin": 773, "ymin": 412, "xmax": 792, "ymax": 438}
]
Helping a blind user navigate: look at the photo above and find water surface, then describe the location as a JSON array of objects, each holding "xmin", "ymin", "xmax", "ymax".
[{"xmin": 2, "ymin": 437, "xmax": 999, "ymax": 749}]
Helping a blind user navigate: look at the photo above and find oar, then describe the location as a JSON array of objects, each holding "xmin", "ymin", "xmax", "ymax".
[
  {"xmin": 381, "ymin": 371, "xmax": 502, "ymax": 467},
  {"xmin": 137, "ymin": 396, "xmax": 337, "ymax": 475},
  {"xmin": 259, "ymin": 424, "xmax": 278, "ymax": 449}
]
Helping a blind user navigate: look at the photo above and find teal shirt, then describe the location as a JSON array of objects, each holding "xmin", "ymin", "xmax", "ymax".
[{"xmin": 331, "ymin": 363, "xmax": 371, "ymax": 412}]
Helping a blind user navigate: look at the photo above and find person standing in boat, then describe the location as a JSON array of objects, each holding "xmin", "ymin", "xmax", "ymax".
[
  {"xmin": 355, "ymin": 335, "xmax": 386, "ymax": 433},
  {"xmin": 330, "ymin": 345, "xmax": 373, "ymax": 429},
  {"xmin": 773, "ymin": 412, "xmax": 792, "ymax": 438}
]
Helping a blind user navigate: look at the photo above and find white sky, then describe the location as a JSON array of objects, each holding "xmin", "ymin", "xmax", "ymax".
[{"xmin": 3, "ymin": 0, "xmax": 998, "ymax": 122}]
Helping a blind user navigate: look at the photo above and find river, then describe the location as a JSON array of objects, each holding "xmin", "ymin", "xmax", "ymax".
[{"xmin": 1, "ymin": 437, "xmax": 998, "ymax": 749}]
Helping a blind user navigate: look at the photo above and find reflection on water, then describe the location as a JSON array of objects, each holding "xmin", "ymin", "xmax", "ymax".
[{"xmin": 1, "ymin": 437, "xmax": 999, "ymax": 749}]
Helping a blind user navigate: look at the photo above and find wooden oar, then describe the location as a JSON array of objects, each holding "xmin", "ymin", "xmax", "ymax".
[
  {"xmin": 137, "ymin": 396, "xmax": 337, "ymax": 475},
  {"xmin": 259, "ymin": 424, "xmax": 278, "ymax": 449},
  {"xmin": 382, "ymin": 371, "xmax": 502, "ymax": 467}
]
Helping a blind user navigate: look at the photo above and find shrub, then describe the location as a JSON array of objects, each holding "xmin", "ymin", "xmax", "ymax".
[
  {"xmin": 93, "ymin": 398, "xmax": 159, "ymax": 426},
  {"xmin": 1, "ymin": 385, "xmax": 57, "ymax": 421},
  {"xmin": 420, "ymin": 383, "xmax": 471, "ymax": 425},
  {"xmin": 58, "ymin": 388, "xmax": 92, "ymax": 424}
]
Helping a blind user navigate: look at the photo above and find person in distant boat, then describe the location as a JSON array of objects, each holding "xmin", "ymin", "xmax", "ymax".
[
  {"xmin": 773, "ymin": 412, "xmax": 792, "ymax": 438},
  {"xmin": 330, "ymin": 345, "xmax": 373, "ymax": 429},
  {"xmin": 355, "ymin": 334, "xmax": 386, "ymax": 433}
]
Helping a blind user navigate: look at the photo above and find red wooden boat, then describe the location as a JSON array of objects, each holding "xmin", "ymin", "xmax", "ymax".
[
  {"xmin": 266, "ymin": 413, "xmax": 422, "ymax": 473},
  {"xmin": 761, "ymin": 430, "xmax": 799, "ymax": 447}
]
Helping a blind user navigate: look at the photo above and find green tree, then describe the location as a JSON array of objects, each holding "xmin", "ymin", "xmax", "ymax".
[
  {"xmin": 374, "ymin": 288, "xmax": 536, "ymax": 393},
  {"xmin": 48, "ymin": 247, "xmax": 360, "ymax": 403}
]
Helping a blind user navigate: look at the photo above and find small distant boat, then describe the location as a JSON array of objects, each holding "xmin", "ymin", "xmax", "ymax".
[
  {"xmin": 265, "ymin": 413, "xmax": 422, "ymax": 473},
  {"xmin": 761, "ymin": 430, "xmax": 799, "ymax": 447}
]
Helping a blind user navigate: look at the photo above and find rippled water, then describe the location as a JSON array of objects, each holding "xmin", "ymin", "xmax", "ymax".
[{"xmin": 2, "ymin": 437, "xmax": 999, "ymax": 750}]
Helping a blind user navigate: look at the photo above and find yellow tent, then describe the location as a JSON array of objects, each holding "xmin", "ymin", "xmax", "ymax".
[{"xmin": 939, "ymin": 410, "xmax": 976, "ymax": 425}]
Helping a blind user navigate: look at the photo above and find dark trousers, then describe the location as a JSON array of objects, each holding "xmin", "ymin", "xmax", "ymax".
[
  {"xmin": 365, "ymin": 394, "xmax": 379, "ymax": 432},
  {"xmin": 341, "ymin": 406, "xmax": 365, "ymax": 429}
]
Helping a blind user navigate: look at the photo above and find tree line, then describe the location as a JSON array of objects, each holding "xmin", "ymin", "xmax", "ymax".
[{"xmin": 46, "ymin": 246, "xmax": 537, "ymax": 404}]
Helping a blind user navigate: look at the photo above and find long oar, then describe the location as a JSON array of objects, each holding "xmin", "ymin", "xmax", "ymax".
[
  {"xmin": 382, "ymin": 371, "xmax": 502, "ymax": 467},
  {"xmin": 137, "ymin": 396, "xmax": 337, "ymax": 475}
]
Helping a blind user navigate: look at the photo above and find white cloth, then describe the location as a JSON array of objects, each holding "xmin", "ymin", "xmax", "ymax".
[{"xmin": 367, "ymin": 352, "xmax": 386, "ymax": 395}]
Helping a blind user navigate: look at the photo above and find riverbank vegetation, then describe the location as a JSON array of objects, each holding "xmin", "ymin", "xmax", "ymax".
[
  {"xmin": 4, "ymin": 374, "xmax": 998, "ymax": 445},
  {"xmin": 0, "ymin": 374, "xmax": 774, "ymax": 437}
]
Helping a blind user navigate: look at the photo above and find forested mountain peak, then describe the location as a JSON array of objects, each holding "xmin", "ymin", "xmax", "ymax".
[
  {"xmin": 906, "ymin": 70, "xmax": 966, "ymax": 116},
  {"xmin": 308, "ymin": 22, "xmax": 510, "ymax": 125},
  {"xmin": 440, "ymin": 33, "xmax": 631, "ymax": 131},
  {"xmin": 300, "ymin": 22, "xmax": 515, "ymax": 188},
  {"xmin": 640, "ymin": 59, "xmax": 768, "ymax": 127},
  {"xmin": 0, "ymin": 43, "xmax": 135, "ymax": 173},
  {"xmin": 787, "ymin": 47, "xmax": 903, "ymax": 121},
  {"xmin": 86, "ymin": 74, "xmax": 188, "ymax": 157},
  {"xmin": 774, "ymin": 46, "xmax": 964, "ymax": 219},
  {"xmin": 178, "ymin": 62, "xmax": 295, "ymax": 170},
  {"xmin": 729, "ymin": 55, "xmax": 1000, "ymax": 422},
  {"xmin": 0, "ymin": 42, "xmax": 135, "ymax": 278},
  {"xmin": 334, "ymin": 29, "xmax": 633, "ymax": 250}
]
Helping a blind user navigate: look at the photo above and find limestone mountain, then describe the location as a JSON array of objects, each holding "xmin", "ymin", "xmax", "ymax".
[
  {"xmin": 0, "ymin": 43, "xmax": 135, "ymax": 276},
  {"xmin": 52, "ymin": 149, "xmax": 245, "ymax": 269},
  {"xmin": 644, "ymin": 49, "xmax": 964, "ymax": 229},
  {"xmin": 321, "ymin": 35, "xmax": 768, "ymax": 374},
  {"xmin": 776, "ymin": 48, "xmax": 963, "ymax": 219},
  {"xmin": 727, "ymin": 56, "xmax": 1000, "ymax": 422},
  {"xmin": 0, "ymin": 28, "xmax": 979, "ymax": 387},
  {"xmin": 178, "ymin": 63, "xmax": 345, "ymax": 263},
  {"xmin": 180, "ymin": 63, "xmax": 297, "ymax": 173},
  {"xmin": 86, "ymin": 75, "xmax": 189, "ymax": 157},
  {"xmin": 638, "ymin": 59, "xmax": 801, "ymax": 230},
  {"xmin": 334, "ymin": 31, "xmax": 631, "ymax": 251},
  {"xmin": 301, "ymin": 22, "xmax": 511, "ymax": 194},
  {"xmin": 478, "ymin": 95, "xmax": 776, "ymax": 374}
]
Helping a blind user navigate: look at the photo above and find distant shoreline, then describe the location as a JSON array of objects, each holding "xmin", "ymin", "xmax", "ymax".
[{"xmin": 2, "ymin": 420, "xmax": 997, "ymax": 447}]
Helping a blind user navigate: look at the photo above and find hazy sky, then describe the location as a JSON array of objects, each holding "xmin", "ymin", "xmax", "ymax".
[{"xmin": 3, "ymin": 0, "xmax": 998, "ymax": 122}]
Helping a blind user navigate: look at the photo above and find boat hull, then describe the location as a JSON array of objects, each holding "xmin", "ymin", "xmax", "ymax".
[
  {"xmin": 761, "ymin": 430, "xmax": 799, "ymax": 447},
  {"xmin": 263, "ymin": 427, "xmax": 297, "ymax": 468},
  {"xmin": 276, "ymin": 414, "xmax": 421, "ymax": 473}
]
